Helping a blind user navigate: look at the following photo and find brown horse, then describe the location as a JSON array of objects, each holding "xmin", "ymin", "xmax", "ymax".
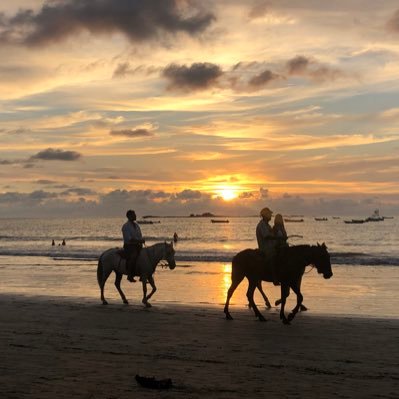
[{"xmin": 224, "ymin": 243, "xmax": 333, "ymax": 324}]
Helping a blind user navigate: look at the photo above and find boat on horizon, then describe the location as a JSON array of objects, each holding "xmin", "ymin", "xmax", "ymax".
[
  {"xmin": 315, "ymin": 217, "xmax": 328, "ymax": 221},
  {"xmin": 211, "ymin": 219, "xmax": 229, "ymax": 223},
  {"xmin": 137, "ymin": 220, "xmax": 161, "ymax": 225},
  {"xmin": 365, "ymin": 209, "xmax": 384, "ymax": 222},
  {"xmin": 344, "ymin": 219, "xmax": 365, "ymax": 224},
  {"xmin": 284, "ymin": 218, "xmax": 304, "ymax": 223}
]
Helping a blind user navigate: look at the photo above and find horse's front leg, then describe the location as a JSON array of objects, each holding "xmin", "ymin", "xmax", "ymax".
[
  {"xmin": 145, "ymin": 276, "xmax": 157, "ymax": 303},
  {"xmin": 141, "ymin": 276, "xmax": 156, "ymax": 308},
  {"xmin": 247, "ymin": 279, "xmax": 266, "ymax": 321},
  {"xmin": 287, "ymin": 280, "xmax": 303, "ymax": 322},
  {"xmin": 279, "ymin": 283, "xmax": 290, "ymax": 324}
]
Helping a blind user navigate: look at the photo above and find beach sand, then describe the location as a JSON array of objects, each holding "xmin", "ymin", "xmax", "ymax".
[{"xmin": 1, "ymin": 294, "xmax": 398, "ymax": 399}]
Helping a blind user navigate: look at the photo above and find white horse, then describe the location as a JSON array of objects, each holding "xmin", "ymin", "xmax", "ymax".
[{"xmin": 97, "ymin": 242, "xmax": 176, "ymax": 307}]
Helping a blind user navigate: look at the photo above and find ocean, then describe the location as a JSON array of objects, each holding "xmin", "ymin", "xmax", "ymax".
[
  {"xmin": 0, "ymin": 216, "xmax": 398, "ymax": 318},
  {"xmin": 0, "ymin": 216, "xmax": 398, "ymax": 265}
]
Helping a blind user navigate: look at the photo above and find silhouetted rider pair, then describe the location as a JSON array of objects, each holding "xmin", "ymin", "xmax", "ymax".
[
  {"xmin": 122, "ymin": 210, "xmax": 145, "ymax": 282},
  {"xmin": 256, "ymin": 207, "xmax": 288, "ymax": 285}
]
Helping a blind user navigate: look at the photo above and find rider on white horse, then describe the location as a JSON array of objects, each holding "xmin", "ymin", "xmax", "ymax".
[{"xmin": 122, "ymin": 209, "xmax": 145, "ymax": 283}]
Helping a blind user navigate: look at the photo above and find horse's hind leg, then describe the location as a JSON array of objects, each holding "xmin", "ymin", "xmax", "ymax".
[
  {"xmin": 247, "ymin": 280, "xmax": 266, "ymax": 322},
  {"xmin": 257, "ymin": 281, "xmax": 272, "ymax": 309},
  {"xmin": 115, "ymin": 272, "xmax": 129, "ymax": 305},
  {"xmin": 100, "ymin": 268, "xmax": 113, "ymax": 305},
  {"xmin": 279, "ymin": 284, "xmax": 290, "ymax": 324},
  {"xmin": 224, "ymin": 275, "xmax": 244, "ymax": 320}
]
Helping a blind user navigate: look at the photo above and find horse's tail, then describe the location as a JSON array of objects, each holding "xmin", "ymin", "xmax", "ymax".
[
  {"xmin": 97, "ymin": 253, "xmax": 104, "ymax": 287},
  {"xmin": 231, "ymin": 252, "xmax": 245, "ymax": 282}
]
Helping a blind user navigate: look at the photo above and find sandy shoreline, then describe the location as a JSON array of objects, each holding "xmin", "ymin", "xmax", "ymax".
[{"xmin": 1, "ymin": 294, "xmax": 398, "ymax": 399}]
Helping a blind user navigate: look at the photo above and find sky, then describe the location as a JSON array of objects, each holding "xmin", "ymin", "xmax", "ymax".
[{"xmin": 0, "ymin": 0, "xmax": 399, "ymax": 217}]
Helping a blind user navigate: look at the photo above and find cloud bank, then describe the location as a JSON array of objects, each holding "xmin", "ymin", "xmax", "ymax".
[{"xmin": 0, "ymin": 0, "xmax": 215, "ymax": 46}]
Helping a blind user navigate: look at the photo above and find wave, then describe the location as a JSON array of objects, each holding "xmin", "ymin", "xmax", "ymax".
[{"xmin": 0, "ymin": 248, "xmax": 398, "ymax": 266}]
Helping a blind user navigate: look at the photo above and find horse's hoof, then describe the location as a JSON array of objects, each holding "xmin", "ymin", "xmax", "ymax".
[
  {"xmin": 145, "ymin": 302, "xmax": 152, "ymax": 308},
  {"xmin": 258, "ymin": 316, "xmax": 267, "ymax": 322},
  {"xmin": 123, "ymin": 300, "xmax": 129, "ymax": 305},
  {"xmin": 102, "ymin": 301, "xmax": 108, "ymax": 305},
  {"xmin": 282, "ymin": 319, "xmax": 290, "ymax": 325},
  {"xmin": 300, "ymin": 305, "xmax": 308, "ymax": 312},
  {"xmin": 265, "ymin": 303, "xmax": 272, "ymax": 309},
  {"xmin": 225, "ymin": 313, "xmax": 233, "ymax": 320},
  {"xmin": 287, "ymin": 313, "xmax": 295, "ymax": 322},
  {"xmin": 275, "ymin": 299, "xmax": 282, "ymax": 306}
]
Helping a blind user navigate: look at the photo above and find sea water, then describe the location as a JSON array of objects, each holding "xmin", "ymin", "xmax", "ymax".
[{"xmin": 0, "ymin": 216, "xmax": 398, "ymax": 318}]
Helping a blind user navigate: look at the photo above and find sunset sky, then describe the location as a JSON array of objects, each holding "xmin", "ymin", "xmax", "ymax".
[{"xmin": 1, "ymin": 0, "xmax": 399, "ymax": 217}]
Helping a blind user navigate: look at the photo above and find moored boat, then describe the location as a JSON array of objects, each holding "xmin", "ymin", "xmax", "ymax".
[
  {"xmin": 211, "ymin": 219, "xmax": 229, "ymax": 223},
  {"xmin": 365, "ymin": 209, "xmax": 384, "ymax": 222}
]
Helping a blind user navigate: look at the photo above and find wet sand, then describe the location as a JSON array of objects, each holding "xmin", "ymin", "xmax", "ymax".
[{"xmin": 1, "ymin": 294, "xmax": 398, "ymax": 399}]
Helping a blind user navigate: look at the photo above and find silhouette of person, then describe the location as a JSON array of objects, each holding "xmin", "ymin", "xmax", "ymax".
[
  {"xmin": 256, "ymin": 207, "xmax": 279, "ymax": 285},
  {"xmin": 122, "ymin": 210, "xmax": 145, "ymax": 282},
  {"xmin": 173, "ymin": 232, "xmax": 178, "ymax": 243},
  {"xmin": 62, "ymin": 239, "xmax": 66, "ymax": 246},
  {"xmin": 273, "ymin": 214, "xmax": 288, "ymax": 249},
  {"xmin": 51, "ymin": 239, "xmax": 55, "ymax": 246}
]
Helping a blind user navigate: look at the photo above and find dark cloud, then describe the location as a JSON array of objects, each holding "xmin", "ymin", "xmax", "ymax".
[
  {"xmin": 110, "ymin": 128, "xmax": 153, "ymax": 138},
  {"xmin": 239, "ymin": 191, "xmax": 254, "ymax": 199},
  {"xmin": 287, "ymin": 55, "xmax": 310, "ymax": 74},
  {"xmin": 175, "ymin": 189, "xmax": 202, "ymax": 200},
  {"xmin": 112, "ymin": 63, "xmax": 160, "ymax": 78},
  {"xmin": 30, "ymin": 148, "xmax": 81, "ymax": 161},
  {"xmin": 387, "ymin": 9, "xmax": 399, "ymax": 32},
  {"xmin": 248, "ymin": 69, "xmax": 279, "ymax": 88},
  {"xmin": 163, "ymin": 62, "xmax": 223, "ymax": 92},
  {"xmin": 113, "ymin": 62, "xmax": 132, "ymax": 78},
  {"xmin": 0, "ymin": 0, "xmax": 215, "ymax": 46},
  {"xmin": 286, "ymin": 55, "xmax": 344, "ymax": 81},
  {"xmin": 0, "ymin": 190, "xmax": 58, "ymax": 204}
]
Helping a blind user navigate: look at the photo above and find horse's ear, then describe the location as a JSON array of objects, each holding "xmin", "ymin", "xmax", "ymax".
[
  {"xmin": 317, "ymin": 242, "xmax": 320, "ymax": 247},
  {"xmin": 322, "ymin": 242, "xmax": 326, "ymax": 249}
]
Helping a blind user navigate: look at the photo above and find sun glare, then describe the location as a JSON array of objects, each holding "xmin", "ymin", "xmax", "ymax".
[{"xmin": 218, "ymin": 188, "xmax": 238, "ymax": 201}]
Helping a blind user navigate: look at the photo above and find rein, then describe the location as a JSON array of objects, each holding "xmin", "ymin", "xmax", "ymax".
[{"xmin": 304, "ymin": 264, "xmax": 315, "ymax": 274}]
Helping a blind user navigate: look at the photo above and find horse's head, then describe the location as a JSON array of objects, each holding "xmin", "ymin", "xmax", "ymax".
[
  {"xmin": 313, "ymin": 243, "xmax": 333, "ymax": 279},
  {"xmin": 164, "ymin": 241, "xmax": 176, "ymax": 270}
]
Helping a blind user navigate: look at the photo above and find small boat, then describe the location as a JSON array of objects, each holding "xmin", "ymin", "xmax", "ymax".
[
  {"xmin": 332, "ymin": 216, "xmax": 340, "ymax": 219},
  {"xmin": 314, "ymin": 217, "xmax": 328, "ymax": 221},
  {"xmin": 137, "ymin": 220, "xmax": 161, "ymax": 225},
  {"xmin": 211, "ymin": 219, "xmax": 229, "ymax": 223},
  {"xmin": 284, "ymin": 218, "xmax": 304, "ymax": 223},
  {"xmin": 365, "ymin": 209, "xmax": 384, "ymax": 222},
  {"xmin": 344, "ymin": 219, "xmax": 365, "ymax": 224}
]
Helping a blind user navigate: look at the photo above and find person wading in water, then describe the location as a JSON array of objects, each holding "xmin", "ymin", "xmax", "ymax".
[{"xmin": 122, "ymin": 210, "xmax": 145, "ymax": 282}]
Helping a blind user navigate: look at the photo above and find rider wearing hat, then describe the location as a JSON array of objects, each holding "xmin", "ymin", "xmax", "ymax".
[
  {"xmin": 122, "ymin": 210, "xmax": 145, "ymax": 282},
  {"xmin": 256, "ymin": 207, "xmax": 280, "ymax": 285}
]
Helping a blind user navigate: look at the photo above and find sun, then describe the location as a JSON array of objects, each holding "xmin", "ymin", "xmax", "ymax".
[{"xmin": 217, "ymin": 188, "xmax": 238, "ymax": 201}]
